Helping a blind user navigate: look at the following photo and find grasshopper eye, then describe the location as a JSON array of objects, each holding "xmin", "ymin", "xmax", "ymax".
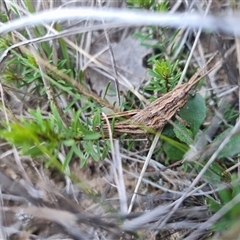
[{"xmin": 189, "ymin": 90, "xmax": 197, "ymax": 97}]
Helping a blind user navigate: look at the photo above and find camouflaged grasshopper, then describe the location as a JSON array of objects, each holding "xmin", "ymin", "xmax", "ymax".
[{"xmin": 103, "ymin": 54, "xmax": 218, "ymax": 137}]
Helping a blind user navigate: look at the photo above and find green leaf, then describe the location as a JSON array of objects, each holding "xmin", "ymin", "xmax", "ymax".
[
  {"xmin": 161, "ymin": 134, "xmax": 189, "ymax": 152},
  {"xmin": 162, "ymin": 123, "xmax": 176, "ymax": 138},
  {"xmin": 80, "ymin": 157, "xmax": 88, "ymax": 168},
  {"xmin": 101, "ymin": 141, "xmax": 110, "ymax": 159},
  {"xmin": 218, "ymin": 188, "xmax": 232, "ymax": 205},
  {"xmin": 207, "ymin": 198, "xmax": 221, "ymax": 213},
  {"xmin": 200, "ymin": 162, "xmax": 223, "ymax": 185},
  {"xmin": 173, "ymin": 121, "xmax": 193, "ymax": 145},
  {"xmin": 63, "ymin": 139, "xmax": 75, "ymax": 146},
  {"xmin": 163, "ymin": 142, "xmax": 185, "ymax": 160},
  {"xmin": 63, "ymin": 145, "xmax": 75, "ymax": 168},
  {"xmin": 212, "ymin": 218, "xmax": 232, "ymax": 231},
  {"xmin": 82, "ymin": 132, "xmax": 101, "ymax": 140},
  {"xmin": 84, "ymin": 141, "xmax": 99, "ymax": 161},
  {"xmin": 0, "ymin": 120, "xmax": 58, "ymax": 157},
  {"xmin": 92, "ymin": 109, "xmax": 101, "ymax": 129},
  {"xmin": 217, "ymin": 128, "xmax": 240, "ymax": 158},
  {"xmin": 232, "ymin": 174, "xmax": 240, "ymax": 198},
  {"xmin": 103, "ymin": 81, "xmax": 111, "ymax": 99},
  {"xmin": 72, "ymin": 145, "xmax": 84, "ymax": 160},
  {"xmin": 178, "ymin": 93, "xmax": 206, "ymax": 136},
  {"xmin": 161, "ymin": 132, "xmax": 189, "ymax": 160}
]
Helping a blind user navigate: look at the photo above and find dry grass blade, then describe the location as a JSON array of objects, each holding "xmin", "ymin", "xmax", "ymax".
[
  {"xmin": 1, "ymin": 8, "xmax": 240, "ymax": 36},
  {"xmin": 128, "ymin": 130, "xmax": 162, "ymax": 213}
]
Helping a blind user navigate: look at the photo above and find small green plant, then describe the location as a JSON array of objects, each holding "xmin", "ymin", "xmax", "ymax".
[
  {"xmin": 145, "ymin": 59, "xmax": 181, "ymax": 99},
  {"xmin": 0, "ymin": 23, "xmax": 113, "ymax": 170},
  {"xmin": 127, "ymin": 0, "xmax": 168, "ymax": 11},
  {"xmin": 207, "ymin": 174, "xmax": 240, "ymax": 232},
  {"xmin": 0, "ymin": 104, "xmax": 110, "ymax": 169}
]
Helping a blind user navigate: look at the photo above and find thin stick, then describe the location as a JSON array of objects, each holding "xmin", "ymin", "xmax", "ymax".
[{"xmin": 128, "ymin": 130, "xmax": 162, "ymax": 213}]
